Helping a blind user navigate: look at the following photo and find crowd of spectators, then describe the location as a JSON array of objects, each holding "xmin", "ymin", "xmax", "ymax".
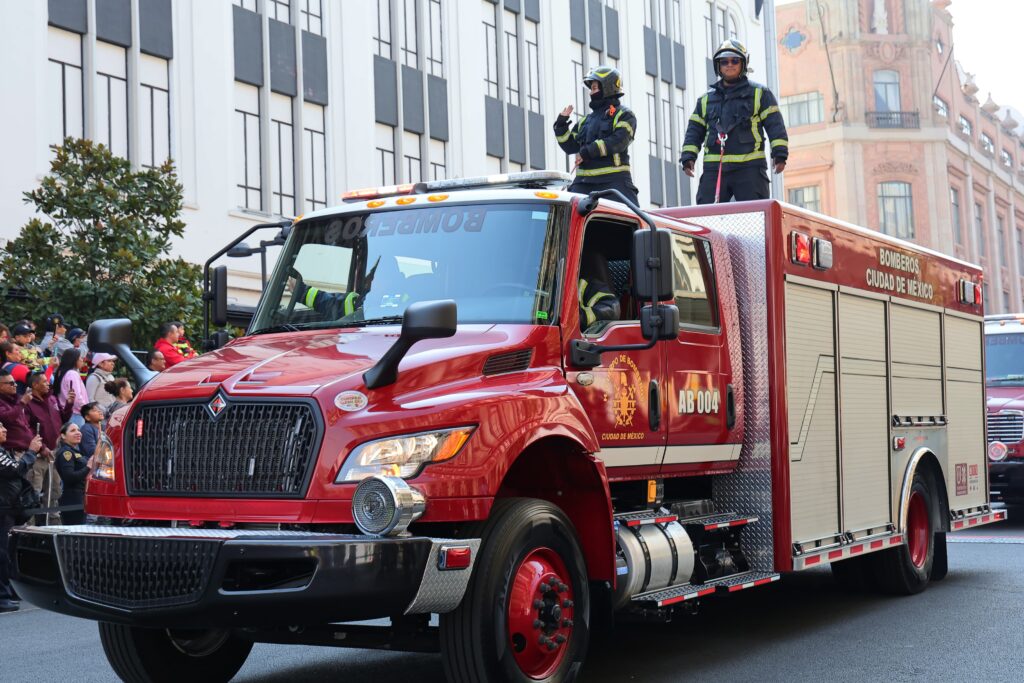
[{"xmin": 0, "ymin": 315, "xmax": 199, "ymax": 611}]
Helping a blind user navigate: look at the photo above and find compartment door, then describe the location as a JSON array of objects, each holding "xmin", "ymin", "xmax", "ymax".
[{"xmin": 785, "ymin": 282, "xmax": 840, "ymax": 545}]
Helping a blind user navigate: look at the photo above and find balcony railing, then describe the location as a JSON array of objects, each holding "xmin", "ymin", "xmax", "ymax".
[{"xmin": 866, "ymin": 111, "xmax": 920, "ymax": 129}]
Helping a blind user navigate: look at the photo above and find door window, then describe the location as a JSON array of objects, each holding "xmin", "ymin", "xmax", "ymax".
[{"xmin": 671, "ymin": 234, "xmax": 718, "ymax": 328}]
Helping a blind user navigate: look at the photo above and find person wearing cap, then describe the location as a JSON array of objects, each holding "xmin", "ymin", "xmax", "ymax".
[
  {"xmin": 40, "ymin": 314, "xmax": 68, "ymax": 358},
  {"xmin": 680, "ymin": 40, "xmax": 789, "ymax": 204},
  {"xmin": 11, "ymin": 323, "xmax": 45, "ymax": 372},
  {"xmin": 553, "ymin": 66, "xmax": 639, "ymax": 205},
  {"xmin": 55, "ymin": 327, "xmax": 88, "ymax": 360},
  {"xmin": 85, "ymin": 353, "xmax": 118, "ymax": 409}
]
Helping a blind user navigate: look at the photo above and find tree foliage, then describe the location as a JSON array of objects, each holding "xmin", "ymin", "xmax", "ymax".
[{"xmin": 0, "ymin": 138, "xmax": 202, "ymax": 347}]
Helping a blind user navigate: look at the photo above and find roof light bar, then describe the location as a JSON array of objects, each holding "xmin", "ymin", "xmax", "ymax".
[{"xmin": 341, "ymin": 170, "xmax": 572, "ymax": 203}]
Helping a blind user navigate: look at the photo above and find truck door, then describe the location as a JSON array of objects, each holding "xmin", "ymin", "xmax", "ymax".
[
  {"xmin": 661, "ymin": 233, "xmax": 738, "ymax": 470},
  {"xmin": 567, "ymin": 215, "xmax": 667, "ymax": 472}
]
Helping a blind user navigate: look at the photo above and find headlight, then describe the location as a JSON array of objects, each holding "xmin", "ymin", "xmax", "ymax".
[
  {"xmin": 335, "ymin": 426, "xmax": 475, "ymax": 482},
  {"xmin": 92, "ymin": 435, "xmax": 116, "ymax": 482}
]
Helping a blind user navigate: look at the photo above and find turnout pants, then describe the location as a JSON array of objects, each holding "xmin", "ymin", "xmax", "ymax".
[
  {"xmin": 568, "ymin": 174, "xmax": 640, "ymax": 206},
  {"xmin": 26, "ymin": 457, "xmax": 61, "ymax": 526},
  {"xmin": 696, "ymin": 164, "xmax": 769, "ymax": 205}
]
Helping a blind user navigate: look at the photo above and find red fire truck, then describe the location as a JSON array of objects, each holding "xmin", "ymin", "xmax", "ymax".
[{"xmin": 11, "ymin": 172, "xmax": 1006, "ymax": 682}]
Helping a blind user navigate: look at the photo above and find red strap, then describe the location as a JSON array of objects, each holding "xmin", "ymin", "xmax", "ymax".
[{"xmin": 714, "ymin": 132, "xmax": 728, "ymax": 203}]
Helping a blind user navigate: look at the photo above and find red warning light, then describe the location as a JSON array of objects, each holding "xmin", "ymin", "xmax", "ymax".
[
  {"xmin": 791, "ymin": 232, "xmax": 811, "ymax": 266},
  {"xmin": 974, "ymin": 282, "xmax": 982, "ymax": 306}
]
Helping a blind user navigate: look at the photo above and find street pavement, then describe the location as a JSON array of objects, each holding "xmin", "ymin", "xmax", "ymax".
[{"xmin": 2, "ymin": 509, "xmax": 1022, "ymax": 682}]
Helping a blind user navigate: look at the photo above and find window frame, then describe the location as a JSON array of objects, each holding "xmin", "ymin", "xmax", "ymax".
[
  {"xmin": 671, "ymin": 230, "xmax": 721, "ymax": 333},
  {"xmin": 877, "ymin": 180, "xmax": 914, "ymax": 240}
]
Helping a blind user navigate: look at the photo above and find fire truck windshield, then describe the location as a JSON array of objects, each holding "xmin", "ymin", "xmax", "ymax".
[
  {"xmin": 251, "ymin": 202, "xmax": 562, "ymax": 333},
  {"xmin": 986, "ymin": 331, "xmax": 1024, "ymax": 385}
]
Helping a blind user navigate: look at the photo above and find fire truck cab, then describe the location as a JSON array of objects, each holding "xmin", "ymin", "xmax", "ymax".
[{"xmin": 11, "ymin": 172, "xmax": 1006, "ymax": 683}]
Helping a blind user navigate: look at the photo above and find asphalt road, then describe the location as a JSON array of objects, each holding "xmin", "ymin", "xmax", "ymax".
[{"xmin": 3, "ymin": 510, "xmax": 1023, "ymax": 683}]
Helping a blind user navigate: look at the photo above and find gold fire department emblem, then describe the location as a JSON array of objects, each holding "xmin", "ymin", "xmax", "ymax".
[{"xmin": 608, "ymin": 354, "xmax": 640, "ymax": 428}]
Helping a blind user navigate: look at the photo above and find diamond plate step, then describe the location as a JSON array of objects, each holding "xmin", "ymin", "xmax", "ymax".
[
  {"xmin": 631, "ymin": 570, "xmax": 781, "ymax": 608},
  {"xmin": 614, "ymin": 510, "xmax": 679, "ymax": 527},
  {"xmin": 678, "ymin": 511, "xmax": 759, "ymax": 531}
]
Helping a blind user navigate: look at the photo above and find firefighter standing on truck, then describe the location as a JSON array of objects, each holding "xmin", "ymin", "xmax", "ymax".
[
  {"xmin": 680, "ymin": 40, "xmax": 789, "ymax": 204},
  {"xmin": 554, "ymin": 66, "xmax": 639, "ymax": 205}
]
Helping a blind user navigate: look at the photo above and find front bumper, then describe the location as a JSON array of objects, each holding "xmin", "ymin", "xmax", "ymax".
[
  {"xmin": 990, "ymin": 460, "xmax": 1024, "ymax": 504},
  {"xmin": 10, "ymin": 525, "xmax": 478, "ymax": 629}
]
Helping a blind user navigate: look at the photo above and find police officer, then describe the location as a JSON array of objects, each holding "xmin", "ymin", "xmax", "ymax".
[
  {"xmin": 554, "ymin": 66, "xmax": 639, "ymax": 205},
  {"xmin": 680, "ymin": 40, "xmax": 789, "ymax": 204},
  {"xmin": 54, "ymin": 421, "xmax": 92, "ymax": 525}
]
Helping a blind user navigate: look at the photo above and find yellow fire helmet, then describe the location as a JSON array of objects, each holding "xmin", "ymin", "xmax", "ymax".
[{"xmin": 713, "ymin": 39, "xmax": 751, "ymax": 76}]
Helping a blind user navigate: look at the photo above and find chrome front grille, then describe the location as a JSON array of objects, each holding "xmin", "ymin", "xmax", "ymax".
[
  {"xmin": 987, "ymin": 411, "xmax": 1024, "ymax": 444},
  {"xmin": 124, "ymin": 398, "xmax": 322, "ymax": 497}
]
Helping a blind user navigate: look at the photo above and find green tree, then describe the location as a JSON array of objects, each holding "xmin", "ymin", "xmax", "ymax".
[{"xmin": 0, "ymin": 138, "xmax": 202, "ymax": 348}]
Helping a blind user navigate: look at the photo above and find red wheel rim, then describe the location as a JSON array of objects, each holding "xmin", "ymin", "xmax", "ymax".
[
  {"xmin": 506, "ymin": 547, "xmax": 575, "ymax": 679},
  {"xmin": 907, "ymin": 490, "xmax": 930, "ymax": 568}
]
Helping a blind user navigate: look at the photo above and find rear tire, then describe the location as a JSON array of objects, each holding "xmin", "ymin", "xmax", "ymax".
[
  {"xmin": 440, "ymin": 498, "xmax": 590, "ymax": 683},
  {"xmin": 872, "ymin": 472, "xmax": 935, "ymax": 595},
  {"xmin": 98, "ymin": 623, "xmax": 253, "ymax": 683}
]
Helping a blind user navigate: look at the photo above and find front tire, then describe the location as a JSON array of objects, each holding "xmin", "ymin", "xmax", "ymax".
[
  {"xmin": 440, "ymin": 498, "xmax": 590, "ymax": 683},
  {"xmin": 98, "ymin": 623, "xmax": 253, "ymax": 683},
  {"xmin": 873, "ymin": 472, "xmax": 935, "ymax": 595}
]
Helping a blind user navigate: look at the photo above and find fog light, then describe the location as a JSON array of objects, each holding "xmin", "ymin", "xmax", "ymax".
[
  {"xmin": 352, "ymin": 476, "xmax": 426, "ymax": 536},
  {"xmin": 989, "ymin": 441, "xmax": 1009, "ymax": 462}
]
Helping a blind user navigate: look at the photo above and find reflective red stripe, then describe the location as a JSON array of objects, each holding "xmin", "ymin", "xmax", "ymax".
[
  {"xmin": 804, "ymin": 555, "xmax": 821, "ymax": 566},
  {"xmin": 870, "ymin": 540, "xmax": 884, "ymax": 549},
  {"xmin": 850, "ymin": 544, "xmax": 864, "ymax": 554},
  {"xmin": 828, "ymin": 550, "xmax": 843, "ymax": 560}
]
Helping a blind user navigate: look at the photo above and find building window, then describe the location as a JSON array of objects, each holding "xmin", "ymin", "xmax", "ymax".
[
  {"xmin": 525, "ymin": 17, "xmax": 540, "ymax": 114},
  {"xmin": 647, "ymin": 77, "xmax": 658, "ymax": 158},
  {"xmin": 872, "ymin": 70, "xmax": 900, "ymax": 112},
  {"xmin": 504, "ymin": 8, "xmax": 520, "ymax": 106},
  {"xmin": 1017, "ymin": 225, "xmax": 1023, "ymax": 273},
  {"xmin": 139, "ymin": 54, "xmax": 170, "ymax": 169},
  {"xmin": 429, "ymin": 138, "xmax": 446, "ymax": 180},
  {"xmin": 974, "ymin": 202, "xmax": 986, "ymax": 258},
  {"xmin": 400, "ymin": 0, "xmax": 418, "ymax": 69},
  {"xmin": 950, "ymin": 187, "xmax": 962, "ymax": 245},
  {"xmin": 571, "ymin": 42, "xmax": 585, "ymax": 115},
  {"xmin": 936, "ymin": 37, "xmax": 944, "ymax": 55},
  {"xmin": 374, "ymin": 0, "xmax": 392, "ymax": 59},
  {"xmin": 981, "ymin": 133, "xmax": 995, "ymax": 155},
  {"xmin": 996, "ymin": 215, "xmax": 1006, "ymax": 270},
  {"xmin": 403, "ymin": 130, "xmax": 422, "ymax": 183},
  {"xmin": 270, "ymin": 94, "xmax": 295, "ymax": 217},
  {"xmin": 94, "ymin": 41, "xmax": 129, "ymax": 159},
  {"xmin": 877, "ymin": 181, "xmax": 914, "ymax": 239},
  {"xmin": 483, "ymin": 1, "xmax": 498, "ymax": 98},
  {"xmin": 1003, "ymin": 290, "xmax": 1010, "ymax": 312},
  {"xmin": 269, "ymin": 0, "xmax": 290, "ymax": 23},
  {"xmin": 958, "ymin": 115, "xmax": 972, "ymax": 137},
  {"xmin": 303, "ymin": 102, "xmax": 326, "ymax": 211},
  {"xmin": 1001, "ymin": 149, "xmax": 1013, "ymax": 169},
  {"xmin": 933, "ymin": 95, "xmax": 948, "ymax": 117},
  {"xmin": 234, "ymin": 82, "xmax": 262, "ymax": 211},
  {"xmin": 47, "ymin": 27, "xmax": 84, "ymax": 145},
  {"xmin": 672, "ymin": 234, "xmax": 717, "ymax": 327},
  {"xmin": 375, "ymin": 123, "xmax": 396, "ymax": 186},
  {"xmin": 661, "ymin": 91, "xmax": 672, "ymax": 160},
  {"xmin": 234, "ymin": 0, "xmax": 258, "ymax": 12},
  {"xmin": 788, "ymin": 186, "xmax": 821, "ymax": 212},
  {"xmin": 427, "ymin": 0, "xmax": 444, "ymax": 77},
  {"xmin": 780, "ymin": 92, "xmax": 824, "ymax": 127},
  {"xmin": 301, "ymin": 0, "xmax": 323, "ymax": 35}
]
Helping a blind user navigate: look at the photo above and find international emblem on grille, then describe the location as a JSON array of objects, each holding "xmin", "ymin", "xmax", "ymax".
[
  {"xmin": 609, "ymin": 354, "xmax": 640, "ymax": 427},
  {"xmin": 206, "ymin": 394, "xmax": 227, "ymax": 420}
]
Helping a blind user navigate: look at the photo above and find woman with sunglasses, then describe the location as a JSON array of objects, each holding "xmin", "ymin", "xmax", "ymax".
[{"xmin": 680, "ymin": 39, "xmax": 789, "ymax": 204}]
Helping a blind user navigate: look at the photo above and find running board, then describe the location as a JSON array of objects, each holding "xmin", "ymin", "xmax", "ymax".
[
  {"xmin": 615, "ymin": 510, "xmax": 678, "ymax": 527},
  {"xmin": 680, "ymin": 512, "xmax": 759, "ymax": 531},
  {"xmin": 951, "ymin": 508, "xmax": 1007, "ymax": 530},
  {"xmin": 631, "ymin": 571, "xmax": 781, "ymax": 608}
]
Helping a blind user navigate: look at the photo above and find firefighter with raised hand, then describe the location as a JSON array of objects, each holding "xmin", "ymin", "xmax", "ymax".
[
  {"xmin": 680, "ymin": 40, "xmax": 789, "ymax": 204},
  {"xmin": 554, "ymin": 66, "xmax": 639, "ymax": 205}
]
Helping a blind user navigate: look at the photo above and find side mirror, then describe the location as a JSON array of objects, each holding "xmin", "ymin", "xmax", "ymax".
[
  {"xmin": 632, "ymin": 228, "xmax": 674, "ymax": 302},
  {"xmin": 364, "ymin": 300, "xmax": 458, "ymax": 390},
  {"xmin": 87, "ymin": 319, "xmax": 157, "ymax": 388},
  {"xmin": 640, "ymin": 304, "xmax": 680, "ymax": 340},
  {"xmin": 211, "ymin": 265, "xmax": 228, "ymax": 327}
]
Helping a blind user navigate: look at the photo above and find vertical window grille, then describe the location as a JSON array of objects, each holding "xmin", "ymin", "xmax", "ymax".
[
  {"xmin": 374, "ymin": 0, "xmax": 392, "ymax": 59},
  {"xmin": 139, "ymin": 54, "xmax": 170, "ymax": 169},
  {"xmin": 483, "ymin": 2, "xmax": 498, "ymax": 98},
  {"xmin": 47, "ymin": 27, "xmax": 84, "ymax": 145},
  {"xmin": 427, "ymin": 0, "xmax": 444, "ymax": 77},
  {"xmin": 401, "ymin": 0, "xmax": 418, "ymax": 68},
  {"xmin": 270, "ymin": 94, "xmax": 295, "ymax": 217},
  {"xmin": 234, "ymin": 82, "xmax": 262, "ymax": 211},
  {"xmin": 269, "ymin": 0, "xmax": 290, "ymax": 23},
  {"xmin": 95, "ymin": 41, "xmax": 129, "ymax": 159},
  {"xmin": 717, "ymin": 7, "xmax": 727, "ymax": 45},
  {"xmin": 661, "ymin": 92, "xmax": 672, "ymax": 160},
  {"xmin": 877, "ymin": 181, "xmax": 914, "ymax": 239},
  {"xmin": 525, "ymin": 18, "xmax": 540, "ymax": 113},
  {"xmin": 647, "ymin": 77, "xmax": 658, "ymax": 157},
  {"xmin": 504, "ymin": 9, "xmax": 520, "ymax": 106},
  {"xmin": 704, "ymin": 2, "xmax": 714, "ymax": 49},
  {"xmin": 301, "ymin": 0, "xmax": 323, "ymax": 35},
  {"xmin": 375, "ymin": 123, "xmax": 396, "ymax": 186},
  {"xmin": 950, "ymin": 187, "xmax": 962, "ymax": 245},
  {"xmin": 302, "ymin": 102, "xmax": 327, "ymax": 211}
]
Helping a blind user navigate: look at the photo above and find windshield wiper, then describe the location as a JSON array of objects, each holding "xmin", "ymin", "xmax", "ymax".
[
  {"xmin": 251, "ymin": 322, "xmax": 302, "ymax": 335},
  {"xmin": 352, "ymin": 316, "xmax": 406, "ymax": 327}
]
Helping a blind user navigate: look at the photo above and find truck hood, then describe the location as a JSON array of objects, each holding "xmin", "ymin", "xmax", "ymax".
[
  {"xmin": 139, "ymin": 324, "xmax": 530, "ymax": 399},
  {"xmin": 987, "ymin": 385, "xmax": 1024, "ymax": 413}
]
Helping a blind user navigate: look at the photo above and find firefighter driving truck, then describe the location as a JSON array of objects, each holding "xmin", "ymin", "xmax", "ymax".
[{"xmin": 10, "ymin": 172, "xmax": 1005, "ymax": 682}]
